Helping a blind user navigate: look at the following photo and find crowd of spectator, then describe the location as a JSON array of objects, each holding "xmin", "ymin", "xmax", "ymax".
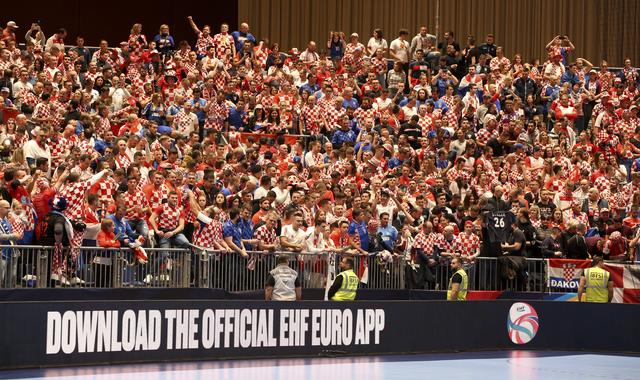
[{"xmin": 0, "ymin": 17, "xmax": 639, "ymax": 287}]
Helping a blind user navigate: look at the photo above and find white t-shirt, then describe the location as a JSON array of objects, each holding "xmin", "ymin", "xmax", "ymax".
[
  {"xmin": 304, "ymin": 227, "xmax": 328, "ymax": 252},
  {"xmin": 376, "ymin": 201, "xmax": 396, "ymax": 221},
  {"xmin": 367, "ymin": 37, "xmax": 388, "ymax": 54},
  {"xmin": 389, "ymin": 38, "xmax": 409, "ymax": 63},
  {"xmin": 281, "ymin": 225, "xmax": 307, "ymax": 246},
  {"xmin": 254, "ymin": 186, "xmax": 269, "ymax": 201}
]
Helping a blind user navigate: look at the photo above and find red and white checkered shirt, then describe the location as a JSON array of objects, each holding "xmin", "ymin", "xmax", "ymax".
[
  {"xmin": 567, "ymin": 211, "xmax": 589, "ymax": 227},
  {"xmin": 446, "ymin": 167, "xmax": 472, "ymax": 184},
  {"xmin": 114, "ymin": 153, "xmax": 132, "ymax": 170},
  {"xmin": 455, "ymin": 232, "xmax": 480, "ymax": 261},
  {"xmin": 123, "ymin": 190, "xmax": 149, "ymax": 221},
  {"xmin": 254, "ymin": 224, "xmax": 277, "ymax": 246},
  {"xmin": 418, "ymin": 113, "xmax": 436, "ymax": 135},
  {"xmin": 34, "ymin": 176, "xmax": 51, "ymax": 194},
  {"xmin": 412, "ymin": 231, "xmax": 440, "ymax": 256},
  {"xmin": 594, "ymin": 176, "xmax": 611, "ymax": 193},
  {"xmin": 354, "ymin": 107, "xmax": 377, "ymax": 124},
  {"xmin": 476, "ymin": 127, "xmax": 499, "ymax": 146},
  {"xmin": 435, "ymin": 235, "xmax": 460, "ymax": 256},
  {"xmin": 275, "ymin": 93, "xmax": 296, "ymax": 114},
  {"xmin": 204, "ymin": 101, "xmax": 229, "ymax": 131},
  {"xmin": 342, "ymin": 53, "xmax": 364, "ymax": 72},
  {"xmin": 301, "ymin": 104, "xmax": 323, "ymax": 134},
  {"xmin": 615, "ymin": 119, "xmax": 636, "ymax": 137},
  {"xmin": 20, "ymin": 90, "xmax": 39, "ymax": 109},
  {"xmin": 128, "ymin": 34, "xmax": 147, "ymax": 57},
  {"xmin": 213, "ymin": 33, "xmax": 234, "ymax": 59},
  {"xmin": 194, "ymin": 217, "xmax": 223, "ymax": 248},
  {"xmin": 196, "ymin": 32, "xmax": 215, "ymax": 57},
  {"xmin": 607, "ymin": 190, "xmax": 627, "ymax": 212},
  {"xmin": 75, "ymin": 139, "xmax": 94, "ymax": 155},
  {"xmin": 84, "ymin": 71, "xmax": 100, "ymax": 84},
  {"xmin": 48, "ymin": 137, "xmax": 70, "ymax": 167},
  {"xmin": 490, "ymin": 56, "xmax": 511, "ymax": 72},
  {"xmin": 59, "ymin": 180, "xmax": 92, "ymax": 221},
  {"xmin": 174, "ymin": 108, "xmax": 195, "ymax": 134},
  {"xmin": 9, "ymin": 214, "xmax": 25, "ymax": 240},
  {"xmin": 155, "ymin": 203, "xmax": 183, "ymax": 231},
  {"xmin": 32, "ymin": 101, "xmax": 52, "ymax": 121},
  {"xmin": 370, "ymin": 56, "xmax": 387, "ymax": 75},
  {"xmin": 163, "ymin": 86, "xmax": 177, "ymax": 107},
  {"xmin": 92, "ymin": 177, "xmax": 118, "ymax": 210},
  {"xmin": 95, "ymin": 117, "xmax": 111, "ymax": 137},
  {"xmin": 147, "ymin": 184, "xmax": 169, "ymax": 210},
  {"xmin": 323, "ymin": 106, "xmax": 346, "ymax": 129}
]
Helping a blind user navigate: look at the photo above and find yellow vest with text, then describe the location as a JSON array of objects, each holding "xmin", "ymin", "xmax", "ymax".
[
  {"xmin": 584, "ymin": 267, "xmax": 610, "ymax": 303},
  {"xmin": 447, "ymin": 268, "xmax": 468, "ymax": 300},
  {"xmin": 331, "ymin": 269, "xmax": 359, "ymax": 301}
]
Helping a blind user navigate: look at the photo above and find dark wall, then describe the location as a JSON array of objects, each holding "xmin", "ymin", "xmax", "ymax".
[
  {"xmin": 1, "ymin": 299, "xmax": 640, "ymax": 369},
  {"xmin": 4, "ymin": 1, "xmax": 238, "ymax": 47}
]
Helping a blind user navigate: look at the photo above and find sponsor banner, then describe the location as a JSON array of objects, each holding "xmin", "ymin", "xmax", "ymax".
[
  {"xmin": 547, "ymin": 259, "xmax": 592, "ymax": 291},
  {"xmin": 1, "ymin": 300, "xmax": 639, "ymax": 369}
]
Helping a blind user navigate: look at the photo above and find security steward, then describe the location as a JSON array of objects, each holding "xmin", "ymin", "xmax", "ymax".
[
  {"xmin": 328, "ymin": 256, "xmax": 359, "ymax": 301},
  {"xmin": 577, "ymin": 256, "xmax": 613, "ymax": 303},
  {"xmin": 265, "ymin": 255, "xmax": 302, "ymax": 301},
  {"xmin": 447, "ymin": 257, "xmax": 468, "ymax": 301}
]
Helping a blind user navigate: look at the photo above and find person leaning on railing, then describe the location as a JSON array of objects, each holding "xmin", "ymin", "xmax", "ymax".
[{"xmin": 96, "ymin": 218, "xmax": 120, "ymax": 288}]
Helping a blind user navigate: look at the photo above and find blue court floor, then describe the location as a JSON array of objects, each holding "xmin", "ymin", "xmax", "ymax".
[{"xmin": 2, "ymin": 351, "xmax": 639, "ymax": 380}]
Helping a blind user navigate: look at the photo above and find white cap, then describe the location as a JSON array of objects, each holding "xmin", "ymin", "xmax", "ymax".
[{"xmin": 6, "ymin": 21, "xmax": 18, "ymax": 29}]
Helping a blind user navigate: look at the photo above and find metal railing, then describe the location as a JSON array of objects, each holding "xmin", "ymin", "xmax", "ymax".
[
  {"xmin": 426, "ymin": 257, "xmax": 547, "ymax": 292},
  {"xmin": 193, "ymin": 250, "xmax": 405, "ymax": 291},
  {"xmin": 1, "ymin": 245, "xmax": 636, "ymax": 293},
  {"xmin": 0, "ymin": 246, "xmax": 406, "ymax": 290}
]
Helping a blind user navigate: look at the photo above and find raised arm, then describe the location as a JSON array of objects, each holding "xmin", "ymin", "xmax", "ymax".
[
  {"xmin": 187, "ymin": 16, "xmax": 201, "ymax": 35},
  {"xmin": 545, "ymin": 36, "xmax": 560, "ymax": 50}
]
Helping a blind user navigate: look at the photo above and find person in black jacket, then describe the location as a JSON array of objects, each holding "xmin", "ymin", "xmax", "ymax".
[
  {"xmin": 541, "ymin": 227, "xmax": 564, "ymax": 258},
  {"xmin": 516, "ymin": 209, "xmax": 539, "ymax": 258},
  {"xmin": 514, "ymin": 67, "xmax": 538, "ymax": 101},
  {"xmin": 566, "ymin": 222, "xmax": 591, "ymax": 259}
]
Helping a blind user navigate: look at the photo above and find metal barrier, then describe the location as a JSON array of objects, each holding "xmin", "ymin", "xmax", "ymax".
[
  {"xmin": 193, "ymin": 251, "xmax": 406, "ymax": 291},
  {"xmin": 8, "ymin": 245, "xmax": 631, "ymax": 294},
  {"xmin": 0, "ymin": 246, "xmax": 407, "ymax": 290}
]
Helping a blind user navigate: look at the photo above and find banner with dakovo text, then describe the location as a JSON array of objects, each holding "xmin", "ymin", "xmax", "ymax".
[
  {"xmin": 546, "ymin": 259, "xmax": 592, "ymax": 291},
  {"xmin": 1, "ymin": 300, "xmax": 639, "ymax": 369}
]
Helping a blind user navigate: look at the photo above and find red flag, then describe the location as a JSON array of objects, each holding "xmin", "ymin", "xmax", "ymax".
[{"xmin": 603, "ymin": 263, "xmax": 640, "ymax": 303}]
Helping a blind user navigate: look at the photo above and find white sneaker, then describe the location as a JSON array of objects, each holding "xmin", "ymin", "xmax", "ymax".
[
  {"xmin": 159, "ymin": 274, "xmax": 170, "ymax": 282},
  {"xmin": 22, "ymin": 275, "xmax": 37, "ymax": 281},
  {"xmin": 70, "ymin": 277, "xmax": 85, "ymax": 286},
  {"xmin": 144, "ymin": 274, "xmax": 154, "ymax": 284},
  {"xmin": 61, "ymin": 277, "xmax": 71, "ymax": 286}
]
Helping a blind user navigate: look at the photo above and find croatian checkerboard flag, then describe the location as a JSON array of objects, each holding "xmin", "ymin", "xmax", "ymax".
[
  {"xmin": 547, "ymin": 259, "xmax": 592, "ymax": 291},
  {"xmin": 603, "ymin": 263, "xmax": 640, "ymax": 304}
]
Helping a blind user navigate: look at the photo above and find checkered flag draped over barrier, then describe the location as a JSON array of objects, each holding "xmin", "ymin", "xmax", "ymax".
[{"xmin": 563, "ymin": 263, "xmax": 576, "ymax": 282}]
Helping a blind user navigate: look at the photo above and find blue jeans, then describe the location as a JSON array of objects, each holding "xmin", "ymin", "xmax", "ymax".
[
  {"xmin": 129, "ymin": 220, "xmax": 149, "ymax": 242},
  {"xmin": 154, "ymin": 233, "xmax": 190, "ymax": 283},
  {"xmin": 157, "ymin": 233, "xmax": 190, "ymax": 249}
]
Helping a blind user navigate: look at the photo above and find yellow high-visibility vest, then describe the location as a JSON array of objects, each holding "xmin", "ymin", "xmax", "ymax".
[
  {"xmin": 584, "ymin": 267, "xmax": 610, "ymax": 303},
  {"xmin": 447, "ymin": 268, "xmax": 468, "ymax": 301},
  {"xmin": 331, "ymin": 269, "xmax": 359, "ymax": 301}
]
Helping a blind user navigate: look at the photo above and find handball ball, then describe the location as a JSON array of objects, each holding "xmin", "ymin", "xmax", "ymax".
[{"xmin": 507, "ymin": 302, "xmax": 539, "ymax": 344}]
